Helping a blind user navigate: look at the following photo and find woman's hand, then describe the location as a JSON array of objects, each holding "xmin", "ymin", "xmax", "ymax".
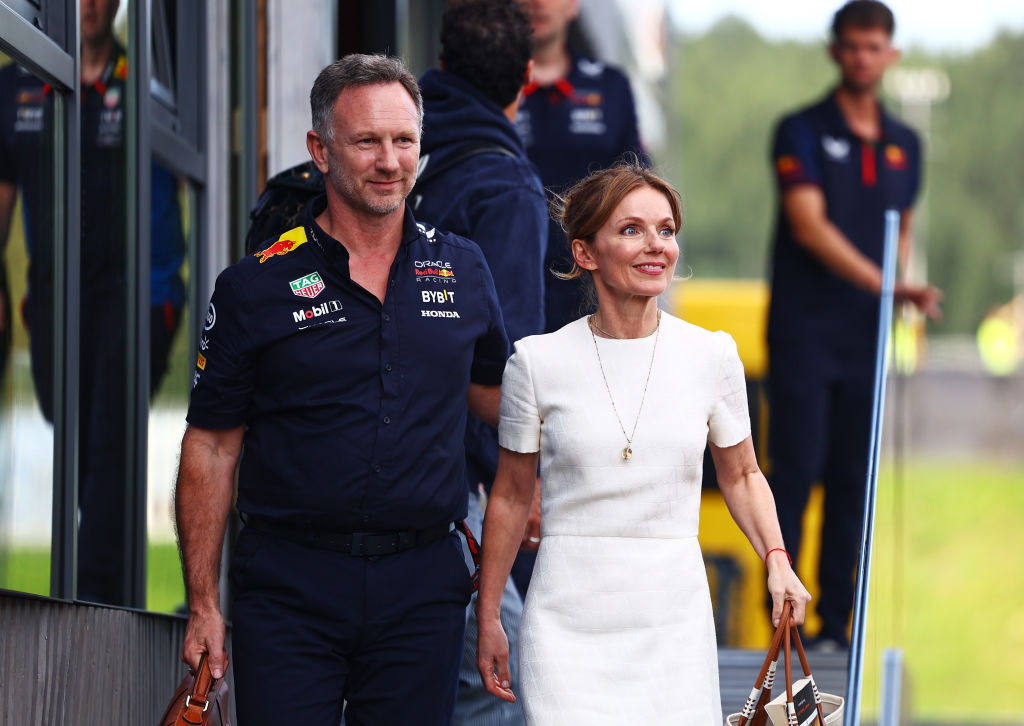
[
  {"xmin": 766, "ymin": 553, "xmax": 812, "ymax": 627},
  {"xmin": 476, "ymin": 613, "xmax": 517, "ymax": 703}
]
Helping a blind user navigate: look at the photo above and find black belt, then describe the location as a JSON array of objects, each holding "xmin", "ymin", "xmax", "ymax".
[{"xmin": 244, "ymin": 515, "xmax": 452, "ymax": 557}]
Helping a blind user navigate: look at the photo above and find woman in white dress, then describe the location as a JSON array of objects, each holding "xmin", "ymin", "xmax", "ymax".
[{"xmin": 475, "ymin": 164, "xmax": 812, "ymax": 725}]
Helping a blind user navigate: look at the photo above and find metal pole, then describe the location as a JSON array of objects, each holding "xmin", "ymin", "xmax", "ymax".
[
  {"xmin": 845, "ymin": 209, "xmax": 900, "ymax": 726},
  {"xmin": 879, "ymin": 648, "xmax": 905, "ymax": 726}
]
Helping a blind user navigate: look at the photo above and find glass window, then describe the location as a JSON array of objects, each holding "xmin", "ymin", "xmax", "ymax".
[
  {"xmin": 0, "ymin": 51, "xmax": 58, "ymax": 596},
  {"xmin": 75, "ymin": 10, "xmax": 131, "ymax": 604},
  {"xmin": 147, "ymin": 170, "xmax": 190, "ymax": 613}
]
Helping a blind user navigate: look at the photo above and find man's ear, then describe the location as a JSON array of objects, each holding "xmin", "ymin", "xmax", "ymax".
[
  {"xmin": 572, "ymin": 238, "xmax": 597, "ymax": 271},
  {"xmin": 307, "ymin": 130, "xmax": 330, "ymax": 174}
]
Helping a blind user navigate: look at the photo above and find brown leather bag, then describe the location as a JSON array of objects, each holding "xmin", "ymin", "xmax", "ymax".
[{"xmin": 159, "ymin": 653, "xmax": 231, "ymax": 726}]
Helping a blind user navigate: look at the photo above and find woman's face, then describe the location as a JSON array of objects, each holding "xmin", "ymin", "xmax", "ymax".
[{"xmin": 573, "ymin": 185, "xmax": 679, "ymax": 303}]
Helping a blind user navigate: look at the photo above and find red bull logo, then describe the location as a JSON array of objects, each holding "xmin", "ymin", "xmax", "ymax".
[{"xmin": 255, "ymin": 228, "xmax": 307, "ymax": 263}]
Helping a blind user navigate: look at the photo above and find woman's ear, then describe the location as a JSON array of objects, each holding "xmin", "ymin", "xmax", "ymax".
[{"xmin": 572, "ymin": 238, "xmax": 597, "ymax": 271}]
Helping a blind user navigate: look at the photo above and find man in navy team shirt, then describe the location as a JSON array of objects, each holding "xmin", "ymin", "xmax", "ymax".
[
  {"xmin": 175, "ymin": 54, "xmax": 509, "ymax": 726},
  {"xmin": 516, "ymin": 0, "xmax": 646, "ymax": 335},
  {"xmin": 417, "ymin": 1, "xmax": 546, "ymax": 722},
  {"xmin": 767, "ymin": 0, "xmax": 941, "ymax": 648}
]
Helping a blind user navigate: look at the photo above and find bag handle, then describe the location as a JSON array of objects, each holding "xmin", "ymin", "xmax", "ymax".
[
  {"xmin": 782, "ymin": 618, "xmax": 828, "ymax": 726},
  {"xmin": 181, "ymin": 653, "xmax": 216, "ymax": 724},
  {"xmin": 736, "ymin": 602, "xmax": 792, "ymax": 726},
  {"xmin": 736, "ymin": 602, "xmax": 828, "ymax": 726}
]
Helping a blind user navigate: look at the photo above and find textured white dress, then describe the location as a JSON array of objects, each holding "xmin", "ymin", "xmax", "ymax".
[{"xmin": 498, "ymin": 314, "xmax": 751, "ymax": 725}]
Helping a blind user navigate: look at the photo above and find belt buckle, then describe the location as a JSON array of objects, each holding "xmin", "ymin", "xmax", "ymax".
[
  {"xmin": 349, "ymin": 531, "xmax": 399, "ymax": 557},
  {"xmin": 348, "ymin": 531, "xmax": 369, "ymax": 557}
]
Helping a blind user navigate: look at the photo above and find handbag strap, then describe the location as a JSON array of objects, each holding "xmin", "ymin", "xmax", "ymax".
[
  {"xmin": 736, "ymin": 602, "xmax": 792, "ymax": 726},
  {"xmin": 181, "ymin": 653, "xmax": 216, "ymax": 724}
]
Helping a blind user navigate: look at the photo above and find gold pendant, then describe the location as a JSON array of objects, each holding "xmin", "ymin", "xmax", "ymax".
[{"xmin": 622, "ymin": 446, "xmax": 632, "ymax": 460}]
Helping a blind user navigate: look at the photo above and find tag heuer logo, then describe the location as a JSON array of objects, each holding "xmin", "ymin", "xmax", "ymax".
[{"xmin": 290, "ymin": 271, "xmax": 325, "ymax": 299}]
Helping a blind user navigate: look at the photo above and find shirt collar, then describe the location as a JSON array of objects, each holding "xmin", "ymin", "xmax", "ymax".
[
  {"xmin": 303, "ymin": 195, "xmax": 425, "ymax": 270},
  {"xmin": 825, "ymin": 88, "xmax": 897, "ymax": 143},
  {"xmin": 522, "ymin": 50, "xmax": 581, "ymax": 99}
]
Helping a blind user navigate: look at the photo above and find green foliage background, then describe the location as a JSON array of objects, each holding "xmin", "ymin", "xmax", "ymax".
[{"xmin": 662, "ymin": 18, "xmax": 1024, "ymax": 334}]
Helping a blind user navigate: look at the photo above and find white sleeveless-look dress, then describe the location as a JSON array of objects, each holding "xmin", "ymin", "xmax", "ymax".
[{"xmin": 498, "ymin": 314, "xmax": 751, "ymax": 725}]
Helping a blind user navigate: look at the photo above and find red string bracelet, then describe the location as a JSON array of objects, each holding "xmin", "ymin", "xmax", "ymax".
[{"xmin": 765, "ymin": 547, "xmax": 792, "ymax": 567}]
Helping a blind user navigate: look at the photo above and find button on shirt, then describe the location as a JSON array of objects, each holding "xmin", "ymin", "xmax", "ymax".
[
  {"xmin": 768, "ymin": 92, "xmax": 921, "ymax": 351},
  {"xmin": 187, "ymin": 197, "xmax": 509, "ymax": 530}
]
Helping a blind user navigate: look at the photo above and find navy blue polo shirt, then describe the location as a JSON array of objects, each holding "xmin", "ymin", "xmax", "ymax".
[
  {"xmin": 767, "ymin": 91, "xmax": 921, "ymax": 351},
  {"xmin": 515, "ymin": 53, "xmax": 645, "ymax": 332},
  {"xmin": 187, "ymin": 197, "xmax": 509, "ymax": 530}
]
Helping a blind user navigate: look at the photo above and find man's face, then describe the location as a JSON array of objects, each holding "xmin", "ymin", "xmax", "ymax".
[
  {"xmin": 322, "ymin": 82, "xmax": 421, "ymax": 218},
  {"xmin": 528, "ymin": 0, "xmax": 579, "ymax": 46},
  {"xmin": 831, "ymin": 25, "xmax": 898, "ymax": 93},
  {"xmin": 81, "ymin": 0, "xmax": 119, "ymax": 46}
]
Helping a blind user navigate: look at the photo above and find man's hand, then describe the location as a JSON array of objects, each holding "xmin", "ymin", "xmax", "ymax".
[
  {"xmin": 182, "ymin": 606, "xmax": 229, "ymax": 678},
  {"xmin": 895, "ymin": 281, "xmax": 943, "ymax": 321}
]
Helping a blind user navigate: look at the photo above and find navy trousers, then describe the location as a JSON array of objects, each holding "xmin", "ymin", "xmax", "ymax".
[
  {"xmin": 231, "ymin": 527, "xmax": 472, "ymax": 726},
  {"xmin": 768, "ymin": 340, "xmax": 874, "ymax": 643}
]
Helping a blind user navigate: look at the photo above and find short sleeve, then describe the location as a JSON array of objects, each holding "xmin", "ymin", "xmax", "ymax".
[
  {"xmin": 186, "ymin": 269, "xmax": 255, "ymax": 429},
  {"xmin": 497, "ymin": 340, "xmax": 541, "ymax": 453},
  {"xmin": 708, "ymin": 332, "xmax": 751, "ymax": 448},
  {"xmin": 772, "ymin": 114, "xmax": 820, "ymax": 190}
]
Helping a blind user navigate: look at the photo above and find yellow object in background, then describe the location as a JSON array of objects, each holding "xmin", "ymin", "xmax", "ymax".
[
  {"xmin": 672, "ymin": 278, "xmax": 829, "ymax": 647},
  {"xmin": 977, "ymin": 314, "xmax": 1020, "ymax": 376},
  {"xmin": 667, "ymin": 278, "xmax": 769, "ymax": 378}
]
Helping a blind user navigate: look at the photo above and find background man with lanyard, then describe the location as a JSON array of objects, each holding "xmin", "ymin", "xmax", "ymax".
[{"xmin": 416, "ymin": 1, "xmax": 547, "ymax": 722}]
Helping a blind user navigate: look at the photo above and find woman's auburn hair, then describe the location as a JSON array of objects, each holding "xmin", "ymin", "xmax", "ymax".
[{"xmin": 552, "ymin": 159, "xmax": 683, "ymax": 281}]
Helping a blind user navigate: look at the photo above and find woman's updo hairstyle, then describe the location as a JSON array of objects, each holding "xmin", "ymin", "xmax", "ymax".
[{"xmin": 552, "ymin": 158, "xmax": 682, "ymax": 283}]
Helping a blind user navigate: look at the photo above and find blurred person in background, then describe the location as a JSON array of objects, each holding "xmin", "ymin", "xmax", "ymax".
[
  {"xmin": 517, "ymin": 0, "xmax": 646, "ymax": 336},
  {"xmin": 766, "ymin": 0, "xmax": 941, "ymax": 649},
  {"xmin": 512, "ymin": 0, "xmax": 646, "ymax": 598},
  {"xmin": 0, "ymin": 0, "xmax": 185, "ymax": 605},
  {"xmin": 416, "ymin": 0, "xmax": 547, "ymax": 722},
  {"xmin": 476, "ymin": 163, "xmax": 810, "ymax": 724}
]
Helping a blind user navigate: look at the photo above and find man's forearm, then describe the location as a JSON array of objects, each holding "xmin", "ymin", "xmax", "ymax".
[{"xmin": 174, "ymin": 425, "xmax": 242, "ymax": 613}]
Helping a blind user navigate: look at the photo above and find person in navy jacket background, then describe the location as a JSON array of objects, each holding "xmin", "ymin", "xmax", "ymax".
[{"xmin": 417, "ymin": 2, "xmax": 546, "ymax": 722}]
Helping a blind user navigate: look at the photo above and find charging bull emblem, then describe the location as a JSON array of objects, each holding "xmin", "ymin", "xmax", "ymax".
[{"xmin": 255, "ymin": 229, "xmax": 307, "ymax": 263}]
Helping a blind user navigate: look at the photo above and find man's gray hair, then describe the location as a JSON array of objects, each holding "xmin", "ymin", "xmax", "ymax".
[{"xmin": 310, "ymin": 53, "xmax": 423, "ymax": 143}]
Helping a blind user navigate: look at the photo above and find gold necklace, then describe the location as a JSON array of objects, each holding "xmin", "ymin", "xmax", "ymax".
[{"xmin": 588, "ymin": 310, "xmax": 661, "ymax": 460}]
